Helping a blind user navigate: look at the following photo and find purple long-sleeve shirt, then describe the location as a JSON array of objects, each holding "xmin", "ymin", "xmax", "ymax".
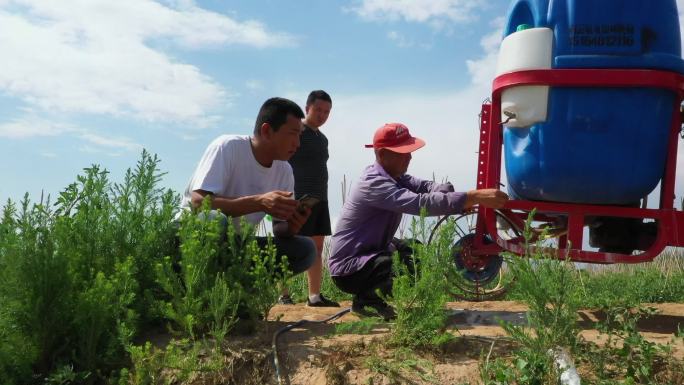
[{"xmin": 328, "ymin": 162, "xmax": 467, "ymax": 277}]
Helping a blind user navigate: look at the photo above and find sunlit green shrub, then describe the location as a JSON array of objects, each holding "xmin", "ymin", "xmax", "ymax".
[
  {"xmin": 0, "ymin": 151, "xmax": 178, "ymax": 383},
  {"xmin": 389, "ymin": 210, "xmax": 455, "ymax": 348},
  {"xmin": 154, "ymin": 203, "xmax": 291, "ymax": 340},
  {"xmin": 480, "ymin": 212, "xmax": 581, "ymax": 384}
]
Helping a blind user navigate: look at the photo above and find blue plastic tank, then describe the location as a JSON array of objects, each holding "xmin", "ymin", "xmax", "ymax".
[{"xmin": 502, "ymin": 0, "xmax": 684, "ymax": 205}]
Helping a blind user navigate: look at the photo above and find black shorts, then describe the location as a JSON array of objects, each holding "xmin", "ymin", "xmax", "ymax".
[{"xmin": 298, "ymin": 200, "xmax": 332, "ymax": 236}]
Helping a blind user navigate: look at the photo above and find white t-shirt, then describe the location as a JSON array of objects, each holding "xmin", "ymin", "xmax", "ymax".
[{"xmin": 180, "ymin": 135, "xmax": 294, "ymax": 229}]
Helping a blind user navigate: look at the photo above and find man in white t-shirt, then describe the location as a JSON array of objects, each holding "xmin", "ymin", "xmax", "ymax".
[{"xmin": 180, "ymin": 97, "xmax": 316, "ymax": 281}]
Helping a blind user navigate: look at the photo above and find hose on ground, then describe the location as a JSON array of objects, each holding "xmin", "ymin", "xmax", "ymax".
[{"xmin": 272, "ymin": 307, "xmax": 351, "ymax": 385}]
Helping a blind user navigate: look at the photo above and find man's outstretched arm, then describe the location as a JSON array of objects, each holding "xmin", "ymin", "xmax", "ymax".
[
  {"xmin": 364, "ymin": 178, "xmax": 508, "ymax": 216},
  {"xmin": 464, "ymin": 189, "xmax": 509, "ymax": 209}
]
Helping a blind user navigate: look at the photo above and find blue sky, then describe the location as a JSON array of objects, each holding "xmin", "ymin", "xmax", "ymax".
[{"xmin": 1, "ymin": 0, "xmax": 683, "ymax": 224}]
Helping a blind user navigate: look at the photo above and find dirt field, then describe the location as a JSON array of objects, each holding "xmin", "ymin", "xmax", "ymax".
[{"xmin": 265, "ymin": 301, "xmax": 684, "ymax": 385}]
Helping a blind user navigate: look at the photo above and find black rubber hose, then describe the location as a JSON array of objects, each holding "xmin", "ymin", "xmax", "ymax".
[{"xmin": 272, "ymin": 307, "xmax": 351, "ymax": 385}]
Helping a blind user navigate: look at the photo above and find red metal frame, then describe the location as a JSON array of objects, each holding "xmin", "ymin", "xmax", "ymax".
[{"xmin": 473, "ymin": 69, "xmax": 684, "ymax": 264}]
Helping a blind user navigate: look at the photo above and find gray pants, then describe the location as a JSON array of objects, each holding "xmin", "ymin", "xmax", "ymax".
[{"xmin": 199, "ymin": 210, "xmax": 315, "ymax": 275}]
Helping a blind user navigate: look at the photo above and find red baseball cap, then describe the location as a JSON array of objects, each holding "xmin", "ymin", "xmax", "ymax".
[{"xmin": 364, "ymin": 123, "xmax": 425, "ymax": 153}]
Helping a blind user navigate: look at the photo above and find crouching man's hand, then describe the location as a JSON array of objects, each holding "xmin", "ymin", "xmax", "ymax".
[
  {"xmin": 259, "ymin": 191, "xmax": 298, "ymax": 220},
  {"xmin": 288, "ymin": 206, "xmax": 311, "ymax": 235},
  {"xmin": 464, "ymin": 189, "xmax": 509, "ymax": 209},
  {"xmin": 273, "ymin": 206, "xmax": 311, "ymax": 237}
]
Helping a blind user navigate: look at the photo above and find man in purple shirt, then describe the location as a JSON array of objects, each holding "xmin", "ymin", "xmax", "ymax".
[{"xmin": 329, "ymin": 122, "xmax": 508, "ymax": 319}]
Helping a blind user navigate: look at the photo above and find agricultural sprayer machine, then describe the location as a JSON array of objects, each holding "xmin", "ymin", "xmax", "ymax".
[{"xmin": 431, "ymin": 0, "xmax": 684, "ymax": 300}]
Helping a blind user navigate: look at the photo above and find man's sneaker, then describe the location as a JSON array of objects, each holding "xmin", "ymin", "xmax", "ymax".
[
  {"xmin": 306, "ymin": 294, "xmax": 340, "ymax": 307},
  {"xmin": 277, "ymin": 295, "xmax": 294, "ymax": 305},
  {"xmin": 351, "ymin": 299, "xmax": 396, "ymax": 321}
]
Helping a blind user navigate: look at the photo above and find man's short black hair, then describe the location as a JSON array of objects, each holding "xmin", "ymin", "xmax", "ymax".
[
  {"xmin": 306, "ymin": 90, "xmax": 332, "ymax": 108},
  {"xmin": 254, "ymin": 97, "xmax": 305, "ymax": 136}
]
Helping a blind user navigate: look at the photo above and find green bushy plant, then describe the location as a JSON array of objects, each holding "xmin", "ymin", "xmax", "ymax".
[
  {"xmin": 481, "ymin": 212, "xmax": 581, "ymax": 384},
  {"xmin": 1, "ymin": 195, "xmax": 75, "ymax": 376},
  {"xmin": 122, "ymin": 336, "xmax": 274, "ymax": 385},
  {"xmin": 389, "ymin": 210, "xmax": 455, "ymax": 348},
  {"xmin": 54, "ymin": 152, "xmax": 180, "ymax": 322},
  {"xmin": 481, "ymin": 212, "xmax": 684, "ymax": 384},
  {"xmin": 154, "ymin": 201, "xmax": 291, "ymax": 339},
  {"xmin": 0, "ymin": 151, "xmax": 299, "ymax": 383},
  {"xmin": 155, "ymin": 204, "xmax": 227, "ymax": 339},
  {"xmin": 364, "ymin": 346, "xmax": 436, "ymax": 384},
  {"xmin": 0, "ymin": 151, "xmax": 179, "ymax": 383},
  {"xmin": 480, "ymin": 348, "xmax": 560, "ymax": 385},
  {"xmin": 584, "ymin": 305, "xmax": 669, "ymax": 383},
  {"xmin": 334, "ymin": 317, "xmax": 381, "ymax": 335},
  {"xmin": 236, "ymin": 232, "xmax": 292, "ymax": 322},
  {"xmin": 504, "ymin": 257, "xmax": 581, "ymax": 349},
  {"xmin": 576, "ymin": 267, "xmax": 684, "ymax": 307},
  {"xmin": 0, "ymin": 304, "xmax": 34, "ymax": 384},
  {"xmin": 123, "ymin": 339, "xmax": 226, "ymax": 385}
]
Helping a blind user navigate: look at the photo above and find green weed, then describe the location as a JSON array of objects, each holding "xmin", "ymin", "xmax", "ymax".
[
  {"xmin": 481, "ymin": 212, "xmax": 684, "ymax": 384},
  {"xmin": 154, "ymin": 199, "xmax": 292, "ymax": 339},
  {"xmin": 0, "ymin": 151, "xmax": 289, "ymax": 383},
  {"xmin": 0, "ymin": 151, "xmax": 179, "ymax": 383},
  {"xmin": 581, "ymin": 305, "xmax": 672, "ymax": 383},
  {"xmin": 577, "ymin": 252, "xmax": 684, "ymax": 307},
  {"xmin": 124, "ymin": 339, "xmax": 227, "ymax": 385},
  {"xmin": 334, "ymin": 317, "xmax": 382, "ymax": 335},
  {"xmin": 387, "ymin": 211, "xmax": 456, "ymax": 348},
  {"xmin": 480, "ymin": 212, "xmax": 582, "ymax": 384},
  {"xmin": 365, "ymin": 346, "xmax": 436, "ymax": 384}
]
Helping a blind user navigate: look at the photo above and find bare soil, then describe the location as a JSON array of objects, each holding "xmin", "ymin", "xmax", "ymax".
[{"xmin": 265, "ymin": 301, "xmax": 684, "ymax": 385}]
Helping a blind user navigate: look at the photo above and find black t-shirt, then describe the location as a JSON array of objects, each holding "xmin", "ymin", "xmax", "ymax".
[{"xmin": 288, "ymin": 124, "xmax": 329, "ymax": 201}]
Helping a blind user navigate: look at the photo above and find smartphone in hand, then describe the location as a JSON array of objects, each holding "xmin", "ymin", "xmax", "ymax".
[{"xmin": 297, "ymin": 194, "xmax": 320, "ymax": 212}]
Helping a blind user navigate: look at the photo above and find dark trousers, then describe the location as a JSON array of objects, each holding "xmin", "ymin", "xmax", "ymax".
[
  {"xmin": 196, "ymin": 210, "xmax": 315, "ymax": 275},
  {"xmin": 332, "ymin": 238, "xmax": 417, "ymax": 304},
  {"xmin": 252, "ymin": 235, "xmax": 316, "ymax": 275}
]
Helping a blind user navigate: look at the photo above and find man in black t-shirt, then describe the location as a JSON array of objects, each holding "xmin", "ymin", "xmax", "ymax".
[{"xmin": 285, "ymin": 90, "xmax": 339, "ymax": 307}]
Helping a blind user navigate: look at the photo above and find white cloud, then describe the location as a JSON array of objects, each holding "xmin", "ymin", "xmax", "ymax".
[
  {"xmin": 466, "ymin": 17, "xmax": 504, "ymax": 86},
  {"xmin": 387, "ymin": 30, "xmax": 415, "ymax": 48},
  {"xmin": 78, "ymin": 132, "xmax": 142, "ymax": 151},
  {"xmin": 179, "ymin": 133, "xmax": 199, "ymax": 141},
  {"xmin": 0, "ymin": 117, "xmax": 73, "ymax": 138},
  {"xmin": 77, "ymin": 145, "xmax": 137, "ymax": 157},
  {"xmin": 350, "ymin": 0, "xmax": 486, "ymax": 26},
  {"xmin": 245, "ymin": 79, "xmax": 265, "ymax": 92},
  {"xmin": 0, "ymin": 0, "xmax": 295, "ymax": 128},
  {"xmin": 387, "ymin": 31, "xmax": 411, "ymax": 47},
  {"xmin": 0, "ymin": 116, "xmax": 142, "ymax": 153}
]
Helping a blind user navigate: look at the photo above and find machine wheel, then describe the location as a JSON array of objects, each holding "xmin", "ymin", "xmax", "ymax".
[{"xmin": 428, "ymin": 210, "xmax": 521, "ymax": 301}]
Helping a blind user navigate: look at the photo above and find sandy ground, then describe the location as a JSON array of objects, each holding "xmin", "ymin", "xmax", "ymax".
[{"xmin": 266, "ymin": 301, "xmax": 684, "ymax": 385}]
